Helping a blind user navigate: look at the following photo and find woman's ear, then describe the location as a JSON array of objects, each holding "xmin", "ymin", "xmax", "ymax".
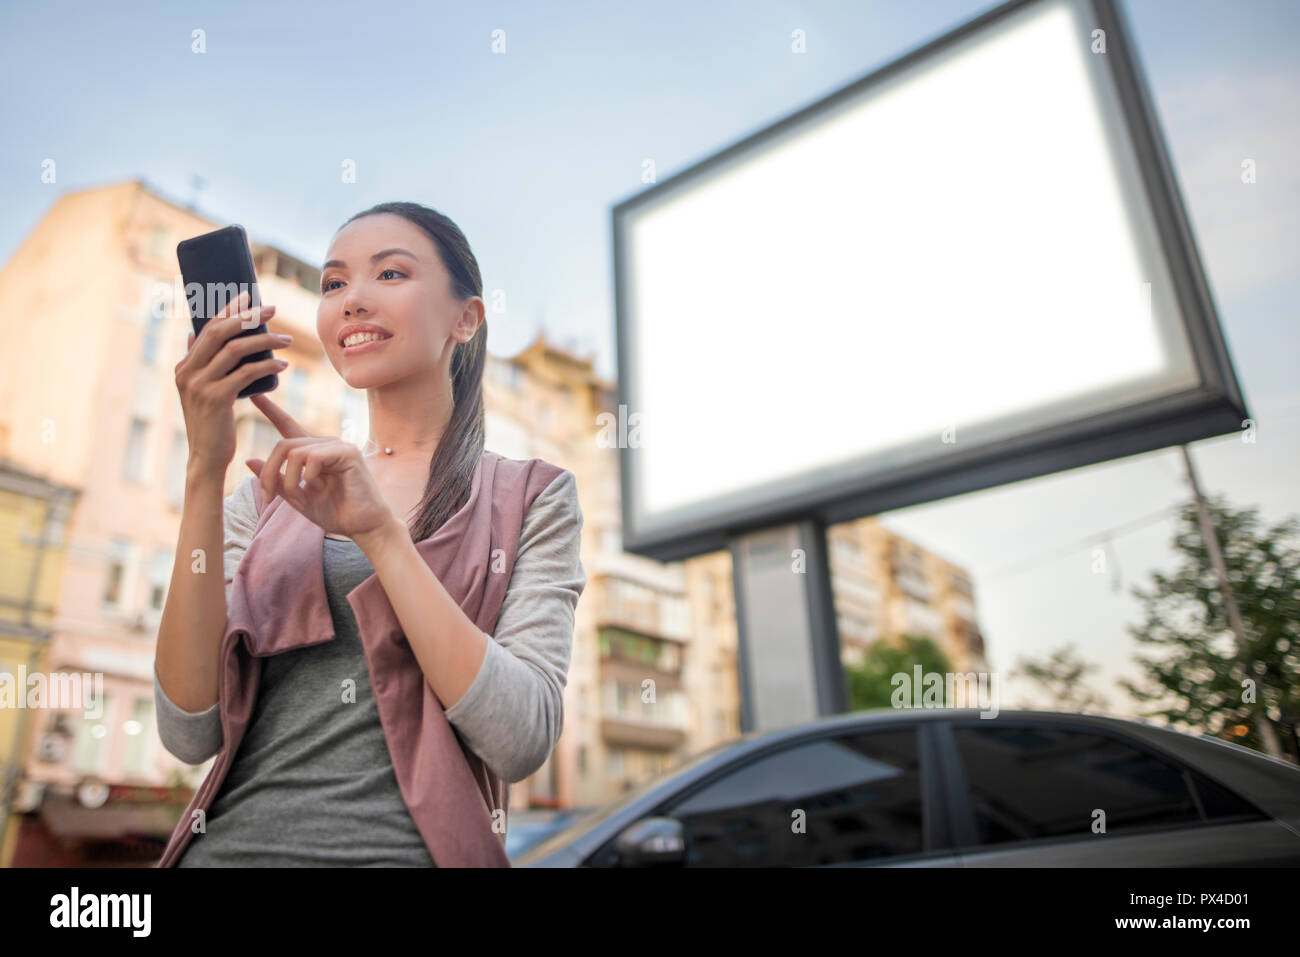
[{"xmin": 457, "ymin": 298, "xmax": 485, "ymax": 342}]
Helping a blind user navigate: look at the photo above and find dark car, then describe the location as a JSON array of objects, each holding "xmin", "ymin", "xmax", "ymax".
[{"xmin": 514, "ymin": 709, "xmax": 1300, "ymax": 867}]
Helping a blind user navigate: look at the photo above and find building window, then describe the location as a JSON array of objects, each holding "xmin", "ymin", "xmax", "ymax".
[
  {"xmin": 149, "ymin": 547, "xmax": 172, "ymax": 612},
  {"xmin": 141, "ymin": 308, "xmax": 165, "ymax": 364},
  {"xmin": 72, "ymin": 691, "xmax": 112, "ymax": 774},
  {"xmin": 831, "ymin": 535, "xmax": 863, "ymax": 568},
  {"xmin": 42, "ymin": 504, "xmax": 69, "ymax": 547},
  {"xmin": 951, "ymin": 594, "xmax": 976, "ymax": 624},
  {"xmin": 103, "ymin": 539, "xmax": 131, "ymax": 608},
  {"xmin": 897, "ymin": 569, "xmax": 930, "ymax": 602},
  {"xmin": 149, "ymin": 225, "xmax": 167, "ymax": 261},
  {"xmin": 904, "ymin": 599, "xmax": 942, "ymax": 638},
  {"xmin": 834, "ymin": 576, "xmax": 879, "ymax": 607},
  {"xmin": 122, "ymin": 697, "xmax": 154, "ymax": 778},
  {"xmin": 166, "ymin": 429, "xmax": 186, "ymax": 508},
  {"xmin": 123, "ymin": 418, "xmax": 149, "ymax": 482}
]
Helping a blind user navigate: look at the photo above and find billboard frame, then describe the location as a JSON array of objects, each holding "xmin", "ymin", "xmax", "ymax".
[{"xmin": 610, "ymin": 0, "xmax": 1248, "ymax": 563}]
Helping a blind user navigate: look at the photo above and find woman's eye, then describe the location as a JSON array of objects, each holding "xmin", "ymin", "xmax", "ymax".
[{"xmin": 321, "ymin": 269, "xmax": 402, "ymax": 293}]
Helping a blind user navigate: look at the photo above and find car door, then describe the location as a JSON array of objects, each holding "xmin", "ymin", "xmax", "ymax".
[
  {"xmin": 604, "ymin": 722, "xmax": 960, "ymax": 867},
  {"xmin": 936, "ymin": 718, "xmax": 1296, "ymax": 866}
]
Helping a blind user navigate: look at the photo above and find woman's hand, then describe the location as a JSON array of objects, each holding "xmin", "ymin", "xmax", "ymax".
[
  {"xmin": 245, "ymin": 393, "xmax": 399, "ymax": 541},
  {"xmin": 174, "ymin": 290, "xmax": 290, "ymax": 476}
]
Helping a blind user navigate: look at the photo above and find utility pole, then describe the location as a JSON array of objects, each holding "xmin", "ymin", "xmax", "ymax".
[{"xmin": 1178, "ymin": 444, "xmax": 1284, "ymax": 759}]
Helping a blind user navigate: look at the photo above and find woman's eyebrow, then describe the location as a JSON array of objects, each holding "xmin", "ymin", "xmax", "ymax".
[{"xmin": 321, "ymin": 247, "xmax": 419, "ymax": 270}]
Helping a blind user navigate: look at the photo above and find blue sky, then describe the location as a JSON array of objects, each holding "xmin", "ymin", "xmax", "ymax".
[{"xmin": 2, "ymin": 0, "xmax": 1297, "ymax": 715}]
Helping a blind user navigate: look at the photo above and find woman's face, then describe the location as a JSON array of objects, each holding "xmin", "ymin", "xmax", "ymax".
[{"xmin": 317, "ymin": 213, "xmax": 480, "ymax": 390}]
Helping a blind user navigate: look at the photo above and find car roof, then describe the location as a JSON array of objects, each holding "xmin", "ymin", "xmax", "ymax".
[
  {"xmin": 734, "ymin": 709, "xmax": 1300, "ymax": 809},
  {"xmin": 722, "ymin": 706, "xmax": 1171, "ymax": 749}
]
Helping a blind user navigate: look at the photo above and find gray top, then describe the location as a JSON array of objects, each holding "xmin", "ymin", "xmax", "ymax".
[{"xmin": 156, "ymin": 469, "xmax": 585, "ymax": 866}]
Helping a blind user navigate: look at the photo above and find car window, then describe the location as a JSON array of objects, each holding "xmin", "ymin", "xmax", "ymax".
[
  {"xmin": 1185, "ymin": 767, "xmax": 1268, "ymax": 822},
  {"xmin": 660, "ymin": 728, "xmax": 924, "ymax": 866},
  {"xmin": 951, "ymin": 724, "xmax": 1253, "ymax": 847}
]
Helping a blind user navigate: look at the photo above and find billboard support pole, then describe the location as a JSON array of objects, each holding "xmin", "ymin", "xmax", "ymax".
[
  {"xmin": 729, "ymin": 519, "xmax": 848, "ymax": 733},
  {"xmin": 1177, "ymin": 443, "xmax": 1283, "ymax": 759}
]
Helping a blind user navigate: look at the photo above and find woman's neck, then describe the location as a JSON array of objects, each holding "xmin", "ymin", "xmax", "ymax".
[{"xmin": 364, "ymin": 374, "xmax": 454, "ymax": 458}]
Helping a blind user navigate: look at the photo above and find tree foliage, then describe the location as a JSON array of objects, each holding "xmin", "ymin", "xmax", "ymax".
[
  {"xmin": 1119, "ymin": 494, "xmax": 1300, "ymax": 760},
  {"xmin": 1009, "ymin": 642, "xmax": 1110, "ymax": 713},
  {"xmin": 846, "ymin": 633, "xmax": 954, "ymax": 711}
]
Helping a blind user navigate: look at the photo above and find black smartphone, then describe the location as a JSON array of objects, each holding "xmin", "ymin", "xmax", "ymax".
[{"xmin": 176, "ymin": 224, "xmax": 278, "ymax": 399}]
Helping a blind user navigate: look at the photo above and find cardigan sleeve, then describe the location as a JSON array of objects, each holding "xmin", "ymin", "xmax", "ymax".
[
  {"xmin": 444, "ymin": 469, "xmax": 586, "ymax": 784},
  {"xmin": 153, "ymin": 476, "xmax": 258, "ymax": 764}
]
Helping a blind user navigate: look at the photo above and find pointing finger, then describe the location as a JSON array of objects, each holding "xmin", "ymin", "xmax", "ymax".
[{"xmin": 250, "ymin": 391, "xmax": 311, "ymax": 438}]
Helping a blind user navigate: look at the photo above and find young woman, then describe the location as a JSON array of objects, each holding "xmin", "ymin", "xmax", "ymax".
[{"xmin": 154, "ymin": 203, "xmax": 585, "ymax": 866}]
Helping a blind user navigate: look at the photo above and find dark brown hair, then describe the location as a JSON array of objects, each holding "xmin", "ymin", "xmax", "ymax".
[{"xmin": 337, "ymin": 202, "xmax": 486, "ymax": 542}]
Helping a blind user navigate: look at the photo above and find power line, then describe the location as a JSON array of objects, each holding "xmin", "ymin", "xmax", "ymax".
[
  {"xmin": 981, "ymin": 415, "xmax": 1300, "ymax": 583},
  {"xmin": 985, "ymin": 502, "xmax": 1187, "ymax": 580}
]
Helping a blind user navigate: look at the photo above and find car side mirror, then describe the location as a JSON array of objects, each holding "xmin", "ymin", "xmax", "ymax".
[{"xmin": 614, "ymin": 817, "xmax": 686, "ymax": 867}]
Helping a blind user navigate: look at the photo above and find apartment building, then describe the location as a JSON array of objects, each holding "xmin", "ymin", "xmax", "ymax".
[
  {"xmin": 829, "ymin": 522, "xmax": 989, "ymax": 675},
  {"xmin": 0, "ymin": 459, "xmax": 79, "ymax": 866}
]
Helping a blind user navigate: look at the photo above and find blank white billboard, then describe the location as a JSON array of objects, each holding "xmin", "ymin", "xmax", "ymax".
[{"xmin": 613, "ymin": 0, "xmax": 1247, "ymax": 561}]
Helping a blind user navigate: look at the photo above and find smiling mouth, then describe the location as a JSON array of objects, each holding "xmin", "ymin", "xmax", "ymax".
[{"xmin": 341, "ymin": 332, "xmax": 393, "ymax": 348}]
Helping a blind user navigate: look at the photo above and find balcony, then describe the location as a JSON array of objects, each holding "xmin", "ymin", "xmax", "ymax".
[
  {"xmin": 594, "ymin": 583, "xmax": 690, "ymax": 642},
  {"xmin": 896, "ymin": 569, "xmax": 931, "ymax": 602},
  {"xmin": 600, "ymin": 718, "xmax": 687, "ymax": 751},
  {"xmin": 599, "ymin": 627, "xmax": 682, "ymax": 681},
  {"xmin": 600, "ymin": 677, "xmax": 688, "ymax": 750}
]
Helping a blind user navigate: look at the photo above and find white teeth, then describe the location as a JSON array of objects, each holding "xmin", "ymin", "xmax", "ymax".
[{"xmin": 343, "ymin": 332, "xmax": 388, "ymax": 347}]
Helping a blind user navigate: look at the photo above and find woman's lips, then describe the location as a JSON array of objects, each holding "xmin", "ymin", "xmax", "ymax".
[{"xmin": 341, "ymin": 335, "xmax": 392, "ymax": 356}]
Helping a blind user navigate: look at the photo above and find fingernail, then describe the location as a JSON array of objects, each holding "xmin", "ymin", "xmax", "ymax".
[
  {"xmin": 276, "ymin": 358, "xmax": 289, "ymax": 366},
  {"xmin": 275, "ymin": 334, "xmax": 293, "ymax": 342}
]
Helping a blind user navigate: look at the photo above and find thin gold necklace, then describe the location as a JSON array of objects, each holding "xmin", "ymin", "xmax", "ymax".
[{"xmin": 360, "ymin": 438, "xmax": 440, "ymax": 458}]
